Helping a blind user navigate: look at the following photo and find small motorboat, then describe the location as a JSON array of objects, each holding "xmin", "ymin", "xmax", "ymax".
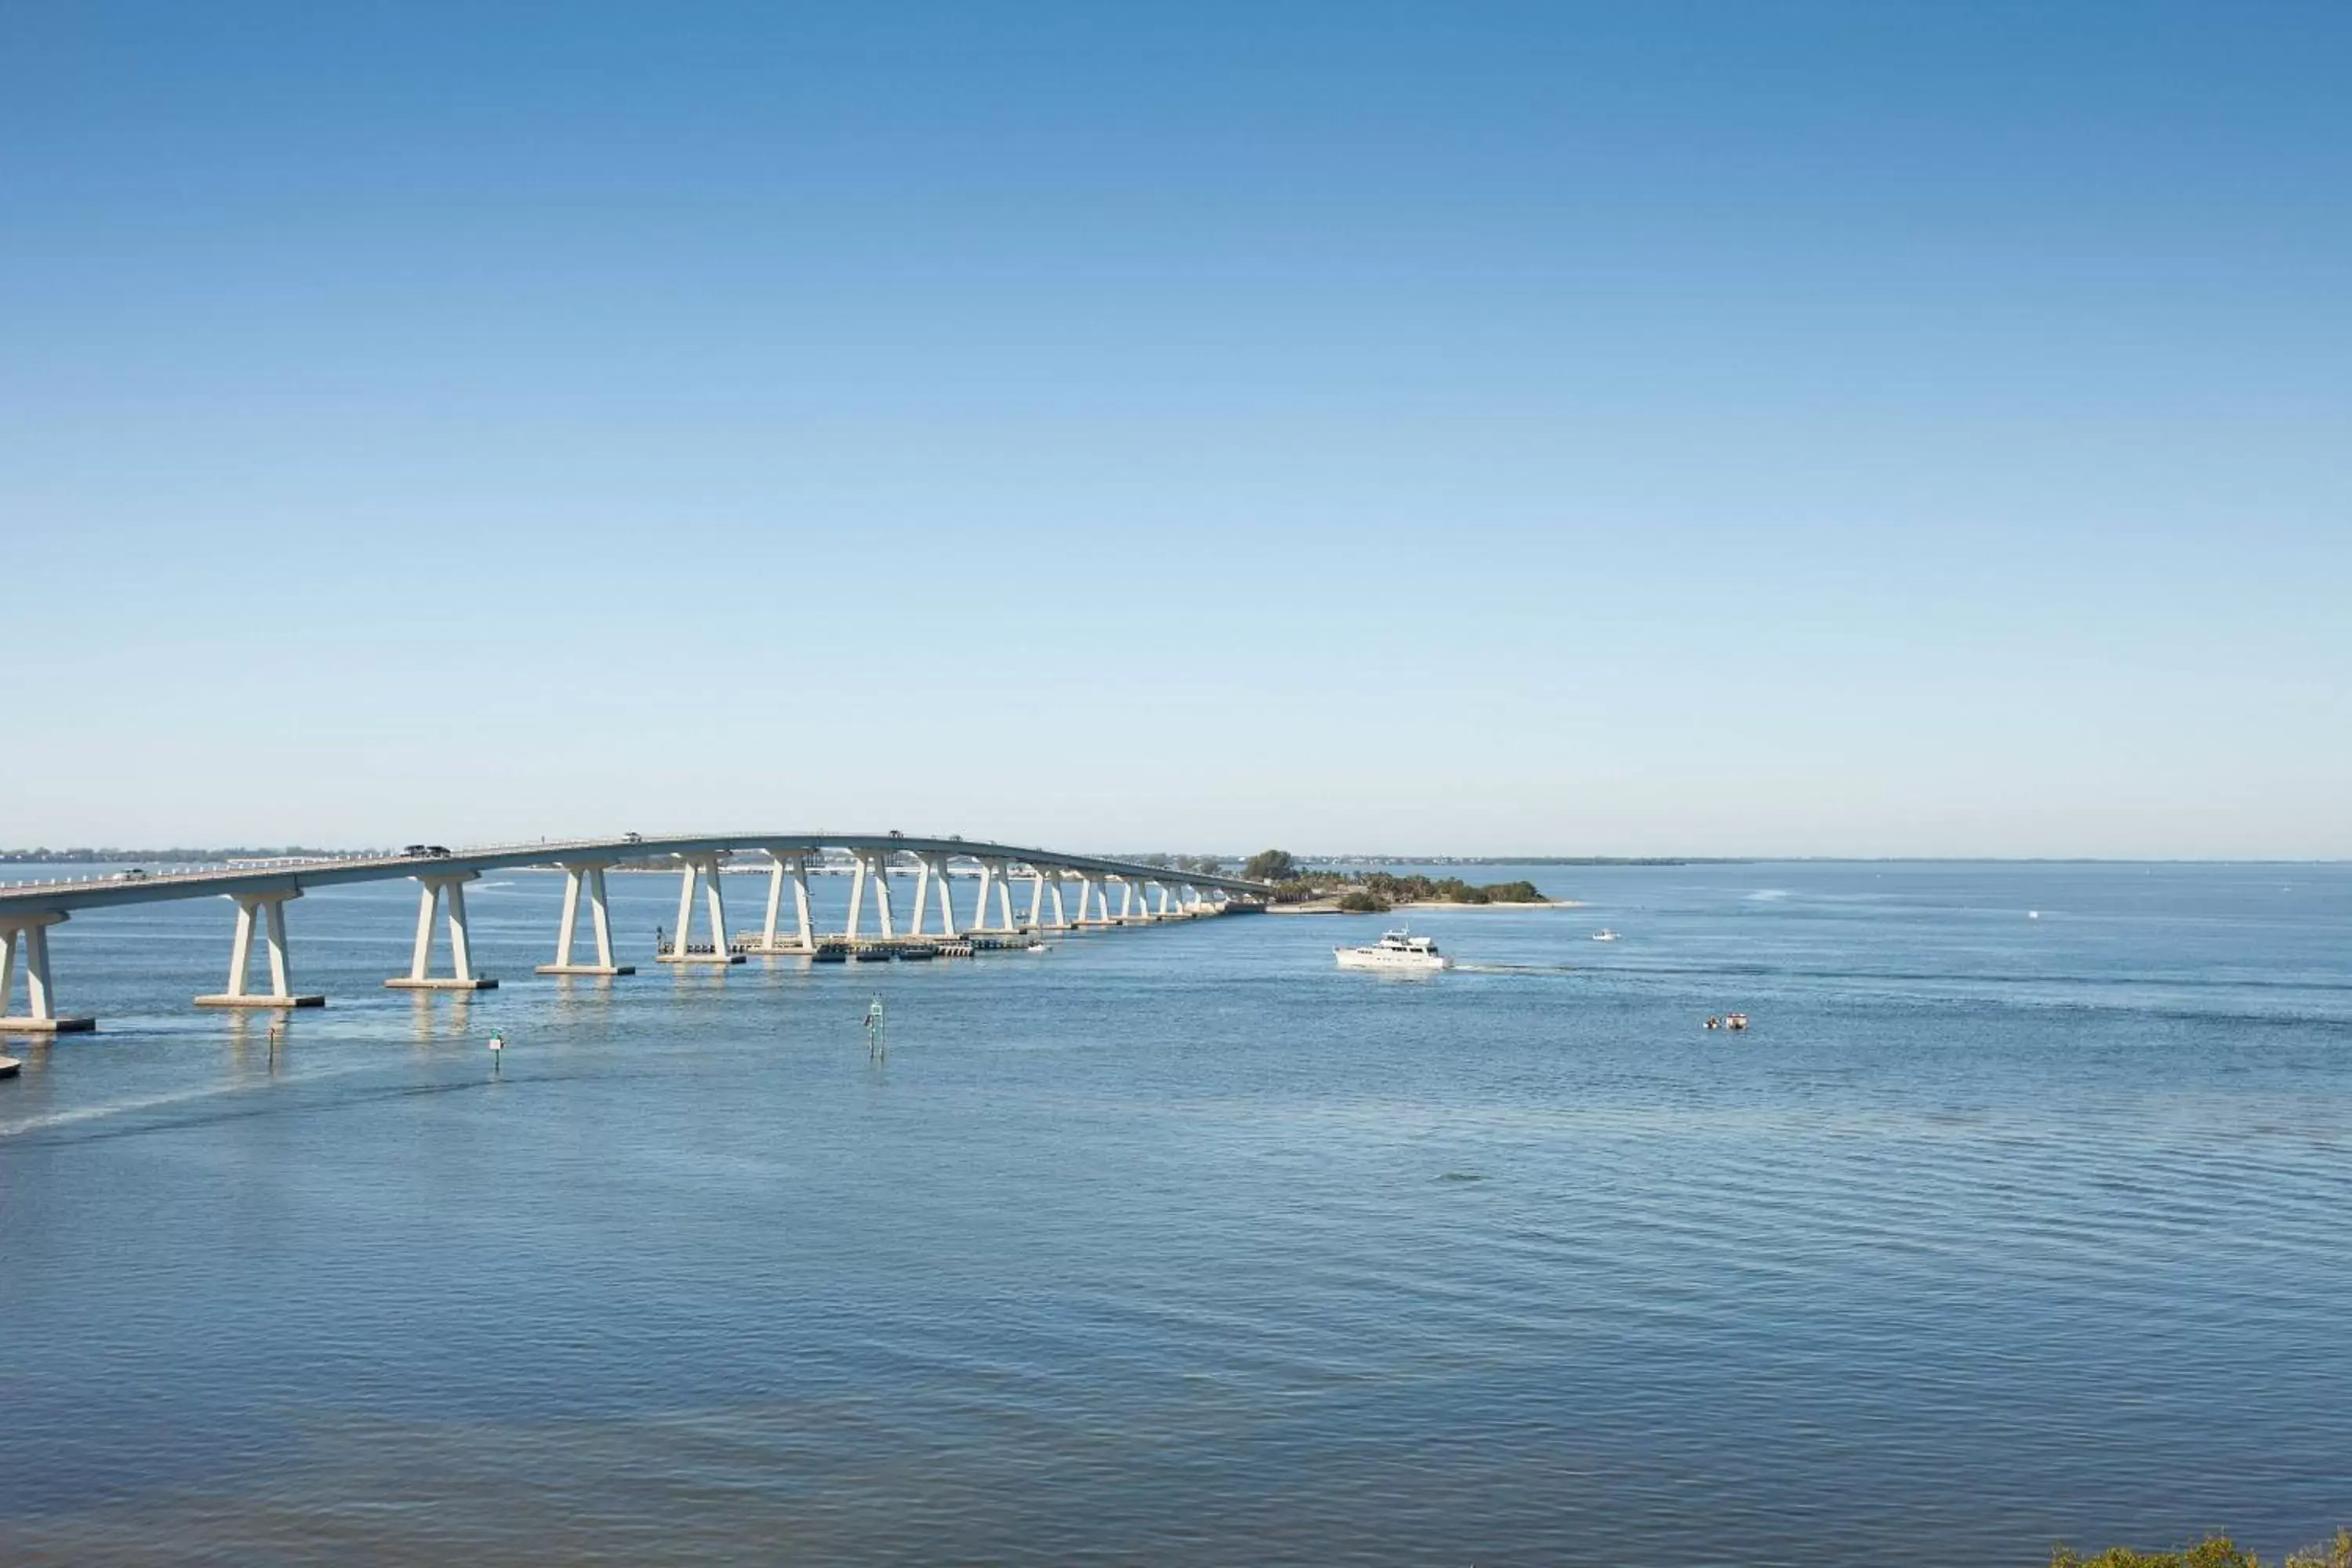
[
  {"xmin": 1592, "ymin": 929, "xmax": 1620, "ymax": 942},
  {"xmin": 1025, "ymin": 942, "xmax": 1050, "ymax": 953}
]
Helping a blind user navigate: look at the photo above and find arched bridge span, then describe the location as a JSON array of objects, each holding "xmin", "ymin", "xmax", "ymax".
[{"xmin": 0, "ymin": 833, "xmax": 1271, "ymax": 1035}]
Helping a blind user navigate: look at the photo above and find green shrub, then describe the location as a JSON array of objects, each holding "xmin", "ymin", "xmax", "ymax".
[
  {"xmin": 2051, "ymin": 1537, "xmax": 2257, "ymax": 1568},
  {"xmin": 2052, "ymin": 1529, "xmax": 2351, "ymax": 1568}
]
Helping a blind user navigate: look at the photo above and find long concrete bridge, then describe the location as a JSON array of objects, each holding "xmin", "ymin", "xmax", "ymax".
[{"xmin": 0, "ymin": 833, "xmax": 1270, "ymax": 1036}]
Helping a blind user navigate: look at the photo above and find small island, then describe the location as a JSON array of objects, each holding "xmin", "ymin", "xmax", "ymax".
[{"xmin": 1238, "ymin": 851, "xmax": 1573, "ymax": 913}]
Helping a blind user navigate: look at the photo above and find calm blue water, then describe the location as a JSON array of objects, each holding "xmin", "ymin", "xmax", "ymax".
[{"xmin": 2, "ymin": 861, "xmax": 2347, "ymax": 1564}]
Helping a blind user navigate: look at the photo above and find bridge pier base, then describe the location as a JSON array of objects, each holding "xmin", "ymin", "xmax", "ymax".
[
  {"xmin": 0, "ymin": 912, "xmax": 96, "ymax": 1034},
  {"xmin": 537, "ymin": 862, "xmax": 633, "ymax": 975},
  {"xmin": 661, "ymin": 852, "xmax": 744, "ymax": 964},
  {"xmin": 198, "ymin": 889, "xmax": 325, "ymax": 1007},
  {"xmin": 386, "ymin": 872, "xmax": 500, "ymax": 989}
]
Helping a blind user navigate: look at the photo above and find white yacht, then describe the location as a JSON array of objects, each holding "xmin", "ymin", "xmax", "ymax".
[
  {"xmin": 1592, "ymin": 929, "xmax": 1620, "ymax": 942},
  {"xmin": 1335, "ymin": 929, "xmax": 1452, "ymax": 973}
]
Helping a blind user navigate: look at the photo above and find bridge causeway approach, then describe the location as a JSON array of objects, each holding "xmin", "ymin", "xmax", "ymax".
[{"xmin": 0, "ymin": 833, "xmax": 1269, "ymax": 1035}]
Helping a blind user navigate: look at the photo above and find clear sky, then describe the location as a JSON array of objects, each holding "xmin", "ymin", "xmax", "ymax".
[{"xmin": 3, "ymin": 2, "xmax": 2346, "ymax": 857}]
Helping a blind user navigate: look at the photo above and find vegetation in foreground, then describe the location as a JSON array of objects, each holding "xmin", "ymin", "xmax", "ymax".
[{"xmin": 2052, "ymin": 1529, "xmax": 2350, "ymax": 1568}]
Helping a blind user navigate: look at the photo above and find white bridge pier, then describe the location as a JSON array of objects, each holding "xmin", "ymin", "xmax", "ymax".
[
  {"xmin": 196, "ymin": 889, "xmax": 325, "ymax": 1008},
  {"xmin": 386, "ymin": 871, "xmax": 499, "ymax": 990},
  {"xmin": 0, "ymin": 912, "xmax": 95, "ymax": 1034},
  {"xmin": 537, "ymin": 861, "xmax": 633, "ymax": 976}
]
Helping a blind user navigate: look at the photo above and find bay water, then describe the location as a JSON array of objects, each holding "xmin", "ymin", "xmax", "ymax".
[{"xmin": 2, "ymin": 861, "xmax": 2347, "ymax": 1563}]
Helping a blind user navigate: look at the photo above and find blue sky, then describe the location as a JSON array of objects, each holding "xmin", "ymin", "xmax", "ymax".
[{"xmin": 3, "ymin": 2, "xmax": 2347, "ymax": 856}]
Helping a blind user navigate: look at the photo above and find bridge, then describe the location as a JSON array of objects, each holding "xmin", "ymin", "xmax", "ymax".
[{"xmin": 0, "ymin": 833, "xmax": 1271, "ymax": 1036}]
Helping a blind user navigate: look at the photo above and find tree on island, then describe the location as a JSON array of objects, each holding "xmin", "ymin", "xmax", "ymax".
[{"xmin": 1243, "ymin": 848, "xmax": 1298, "ymax": 884}]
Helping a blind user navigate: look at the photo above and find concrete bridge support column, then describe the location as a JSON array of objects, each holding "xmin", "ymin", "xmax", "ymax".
[
  {"xmin": 909, "ymin": 854, "xmax": 955, "ymax": 937},
  {"xmin": 990, "ymin": 860, "xmax": 1017, "ymax": 932},
  {"xmin": 847, "ymin": 851, "xmax": 897, "ymax": 940},
  {"xmin": 846, "ymin": 853, "xmax": 869, "ymax": 938},
  {"xmin": 387, "ymin": 873, "xmax": 499, "ymax": 989},
  {"xmin": 1044, "ymin": 873, "xmax": 1070, "ymax": 930},
  {"xmin": 1024, "ymin": 869, "xmax": 1048, "ymax": 929},
  {"xmin": 1156, "ymin": 883, "xmax": 1172, "ymax": 917},
  {"xmin": 0, "ymin": 912, "xmax": 95, "ymax": 1034},
  {"xmin": 1117, "ymin": 878, "xmax": 1138, "ymax": 922},
  {"xmin": 662, "ymin": 852, "xmax": 744, "ymax": 964},
  {"xmin": 198, "ymin": 889, "xmax": 325, "ymax": 1007},
  {"xmin": 753, "ymin": 851, "xmax": 815, "ymax": 954},
  {"xmin": 909, "ymin": 855, "xmax": 935, "ymax": 936},
  {"xmin": 538, "ymin": 862, "xmax": 633, "ymax": 975},
  {"xmin": 930, "ymin": 857, "xmax": 956, "ymax": 935},
  {"xmin": 967, "ymin": 858, "xmax": 997, "ymax": 935}
]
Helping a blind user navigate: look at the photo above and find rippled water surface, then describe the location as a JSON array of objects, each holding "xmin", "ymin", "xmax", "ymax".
[{"xmin": 3, "ymin": 861, "xmax": 2347, "ymax": 1564}]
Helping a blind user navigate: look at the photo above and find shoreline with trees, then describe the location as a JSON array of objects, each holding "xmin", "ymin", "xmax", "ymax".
[{"xmin": 1240, "ymin": 850, "xmax": 1573, "ymax": 913}]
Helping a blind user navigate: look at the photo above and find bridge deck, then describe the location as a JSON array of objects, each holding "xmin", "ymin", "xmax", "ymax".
[{"xmin": 0, "ymin": 833, "xmax": 1266, "ymax": 916}]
